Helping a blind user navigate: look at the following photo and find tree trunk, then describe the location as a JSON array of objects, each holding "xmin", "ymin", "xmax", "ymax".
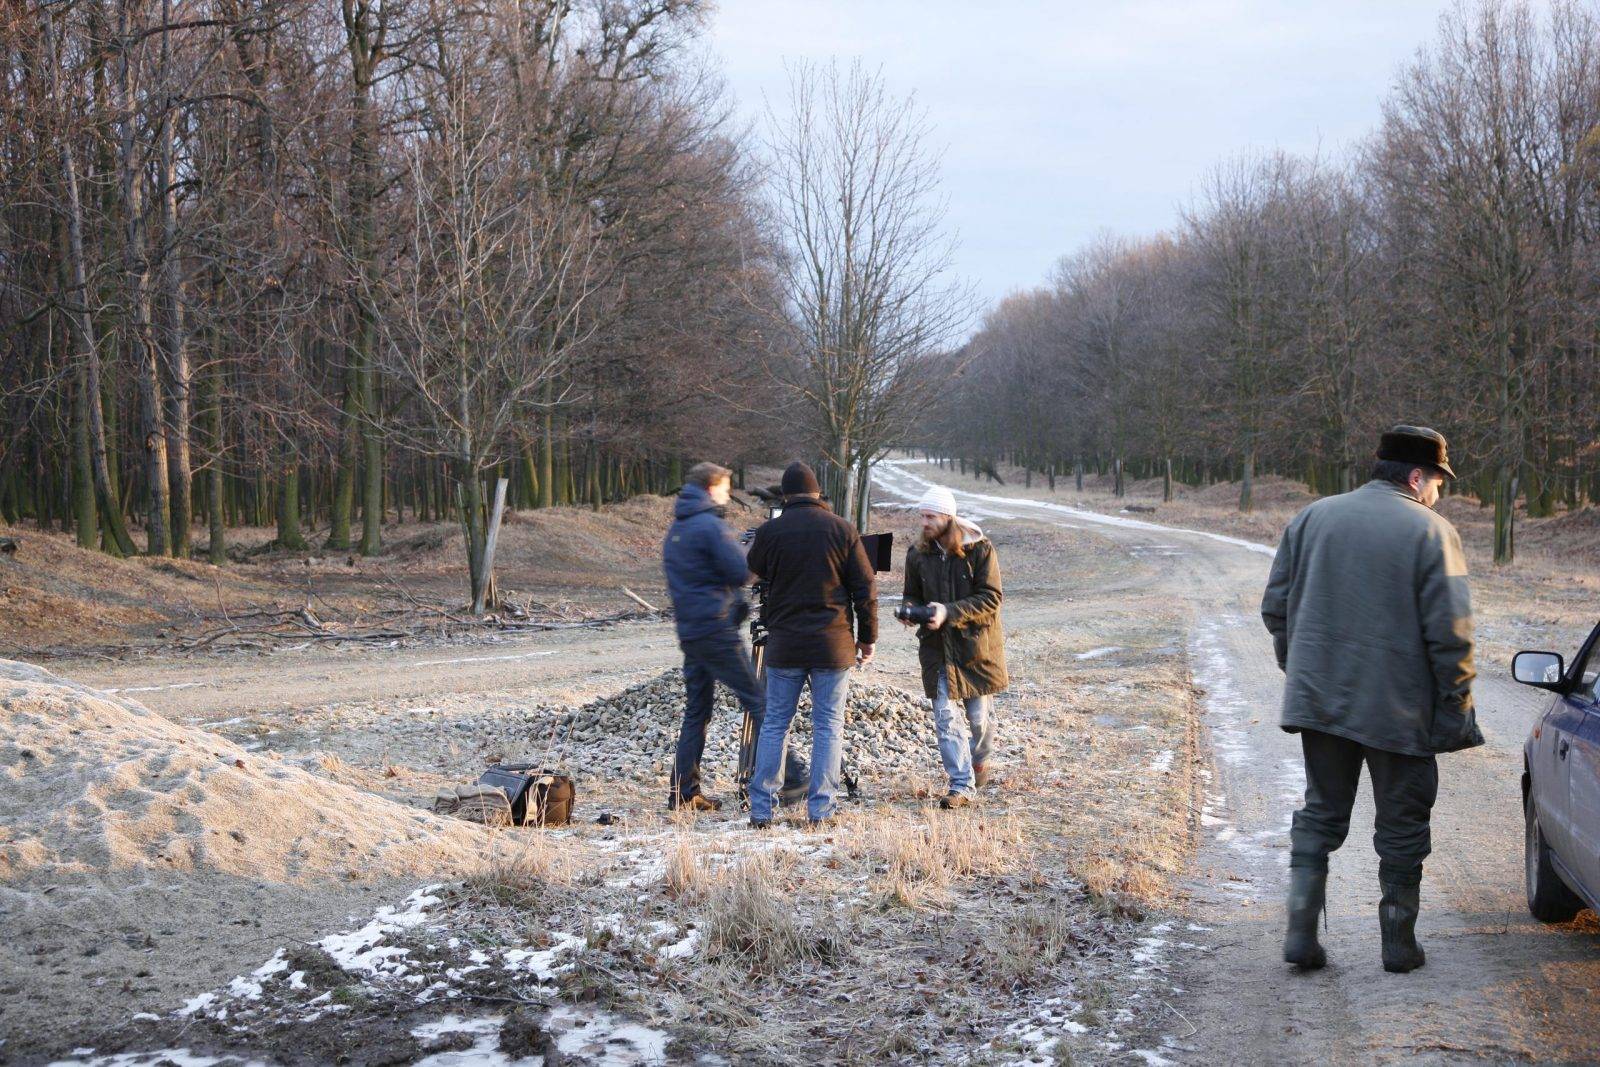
[
  {"xmin": 358, "ymin": 357, "xmax": 382, "ymax": 553},
  {"xmin": 1494, "ymin": 466, "xmax": 1517, "ymax": 564},
  {"xmin": 204, "ymin": 359, "xmax": 226, "ymax": 563},
  {"xmin": 117, "ymin": 3, "xmax": 169, "ymax": 556},
  {"xmin": 71, "ymin": 366, "xmax": 98, "ymax": 547},
  {"xmin": 327, "ymin": 369, "xmax": 357, "ymax": 548},
  {"xmin": 538, "ymin": 408, "xmax": 554, "ymax": 508},
  {"xmin": 854, "ymin": 455, "xmax": 872, "ymax": 532},
  {"xmin": 156, "ymin": 0, "xmax": 191, "ymax": 558},
  {"xmin": 44, "ymin": 8, "xmax": 134, "ymax": 556},
  {"xmin": 276, "ymin": 440, "xmax": 308, "ymax": 550},
  {"xmin": 1239, "ymin": 447, "xmax": 1255, "ymax": 513},
  {"xmin": 472, "ymin": 477, "xmax": 509, "ymax": 614},
  {"xmin": 460, "ymin": 466, "xmax": 486, "ymax": 610}
]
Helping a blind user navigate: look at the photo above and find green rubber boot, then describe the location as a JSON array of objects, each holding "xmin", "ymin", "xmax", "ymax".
[{"xmin": 1284, "ymin": 866, "xmax": 1328, "ymax": 970}]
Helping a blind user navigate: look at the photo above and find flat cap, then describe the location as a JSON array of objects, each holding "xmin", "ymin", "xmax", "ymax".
[{"xmin": 1377, "ymin": 425, "xmax": 1456, "ymax": 479}]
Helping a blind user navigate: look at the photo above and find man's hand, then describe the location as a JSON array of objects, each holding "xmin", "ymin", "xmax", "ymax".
[
  {"xmin": 856, "ymin": 642, "xmax": 875, "ymax": 667},
  {"xmin": 926, "ymin": 603, "xmax": 948, "ymax": 631}
]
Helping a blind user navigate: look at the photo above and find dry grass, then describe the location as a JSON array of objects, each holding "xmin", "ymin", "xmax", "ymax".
[
  {"xmin": 460, "ymin": 832, "xmax": 577, "ymax": 908},
  {"xmin": 838, "ymin": 808, "xmax": 1026, "ymax": 907},
  {"xmin": 986, "ymin": 903, "xmax": 1083, "ymax": 986},
  {"xmin": 317, "ymin": 752, "xmax": 352, "ymax": 776},
  {"xmin": 662, "ymin": 833, "xmax": 707, "ymax": 900},
  {"xmin": 700, "ymin": 852, "xmax": 844, "ymax": 974}
]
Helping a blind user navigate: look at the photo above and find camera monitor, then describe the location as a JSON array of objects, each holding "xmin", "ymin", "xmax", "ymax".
[{"xmin": 861, "ymin": 532, "xmax": 894, "ymax": 573}]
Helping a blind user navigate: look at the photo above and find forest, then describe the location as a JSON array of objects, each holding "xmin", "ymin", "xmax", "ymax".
[
  {"xmin": 6, "ymin": 0, "xmax": 1599, "ymax": 576},
  {"xmin": 1, "ymin": 0, "xmax": 964, "ymax": 605},
  {"xmin": 932, "ymin": 1, "xmax": 1600, "ymax": 562}
]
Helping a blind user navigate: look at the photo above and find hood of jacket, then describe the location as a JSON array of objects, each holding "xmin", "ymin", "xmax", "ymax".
[{"xmin": 674, "ymin": 482, "xmax": 722, "ymax": 521}]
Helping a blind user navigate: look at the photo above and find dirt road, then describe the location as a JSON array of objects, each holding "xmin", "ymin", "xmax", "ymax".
[
  {"xmin": 872, "ymin": 460, "xmax": 1600, "ymax": 1065},
  {"xmin": 63, "ymin": 616, "xmax": 685, "ymax": 722}
]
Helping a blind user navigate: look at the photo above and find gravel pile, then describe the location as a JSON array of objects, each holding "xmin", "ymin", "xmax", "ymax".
[{"xmin": 544, "ymin": 669, "xmax": 943, "ymax": 783}]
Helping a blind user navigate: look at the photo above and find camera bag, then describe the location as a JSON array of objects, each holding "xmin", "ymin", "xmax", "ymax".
[{"xmin": 475, "ymin": 764, "xmax": 576, "ymax": 827}]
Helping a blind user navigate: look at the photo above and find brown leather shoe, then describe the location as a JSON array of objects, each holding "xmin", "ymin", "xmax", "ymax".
[
  {"xmin": 938, "ymin": 791, "xmax": 971, "ymax": 810},
  {"xmin": 973, "ymin": 763, "xmax": 992, "ymax": 789}
]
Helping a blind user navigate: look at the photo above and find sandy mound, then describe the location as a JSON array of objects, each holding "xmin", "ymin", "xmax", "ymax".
[{"xmin": 0, "ymin": 659, "xmax": 496, "ymax": 887}]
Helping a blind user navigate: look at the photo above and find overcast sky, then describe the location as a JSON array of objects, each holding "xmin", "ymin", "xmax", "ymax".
[{"xmin": 706, "ymin": 0, "xmax": 1460, "ymax": 330}]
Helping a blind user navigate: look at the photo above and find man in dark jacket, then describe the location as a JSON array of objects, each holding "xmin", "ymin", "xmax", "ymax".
[
  {"xmin": 744, "ymin": 461, "xmax": 877, "ymax": 827},
  {"xmin": 901, "ymin": 484, "xmax": 1007, "ymax": 808},
  {"xmin": 1262, "ymin": 425, "xmax": 1481, "ymax": 975},
  {"xmin": 662, "ymin": 462, "xmax": 804, "ymax": 812}
]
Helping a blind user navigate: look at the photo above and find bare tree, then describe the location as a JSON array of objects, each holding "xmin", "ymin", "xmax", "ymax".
[
  {"xmin": 766, "ymin": 60, "xmax": 972, "ymax": 527},
  {"xmin": 369, "ymin": 31, "xmax": 600, "ymax": 611}
]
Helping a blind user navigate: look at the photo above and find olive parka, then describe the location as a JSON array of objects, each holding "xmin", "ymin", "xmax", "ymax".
[
  {"xmin": 902, "ymin": 523, "xmax": 1008, "ymax": 701},
  {"xmin": 1261, "ymin": 479, "xmax": 1483, "ymax": 756}
]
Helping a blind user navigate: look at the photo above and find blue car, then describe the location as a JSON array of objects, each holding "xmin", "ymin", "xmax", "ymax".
[{"xmin": 1516, "ymin": 624, "xmax": 1600, "ymax": 922}]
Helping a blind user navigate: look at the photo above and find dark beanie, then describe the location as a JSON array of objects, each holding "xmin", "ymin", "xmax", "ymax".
[{"xmin": 781, "ymin": 461, "xmax": 821, "ymax": 496}]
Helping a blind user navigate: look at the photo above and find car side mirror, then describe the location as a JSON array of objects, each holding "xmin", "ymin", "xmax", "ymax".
[{"xmin": 1513, "ymin": 650, "xmax": 1566, "ymax": 691}]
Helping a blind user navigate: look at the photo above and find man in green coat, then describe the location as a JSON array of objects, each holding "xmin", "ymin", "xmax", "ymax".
[
  {"xmin": 1262, "ymin": 425, "xmax": 1482, "ymax": 974},
  {"xmin": 901, "ymin": 485, "xmax": 1008, "ymax": 808}
]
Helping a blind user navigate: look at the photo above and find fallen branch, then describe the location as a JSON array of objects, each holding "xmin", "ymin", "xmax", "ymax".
[{"xmin": 619, "ymin": 586, "xmax": 660, "ymax": 613}]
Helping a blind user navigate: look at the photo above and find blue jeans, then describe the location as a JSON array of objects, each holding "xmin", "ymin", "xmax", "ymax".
[
  {"xmin": 750, "ymin": 666, "xmax": 850, "ymax": 822},
  {"xmin": 934, "ymin": 672, "xmax": 993, "ymax": 796},
  {"xmin": 673, "ymin": 629, "xmax": 806, "ymax": 803}
]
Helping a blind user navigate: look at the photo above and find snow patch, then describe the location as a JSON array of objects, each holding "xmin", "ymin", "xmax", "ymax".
[
  {"xmin": 871, "ymin": 461, "xmax": 1276, "ymax": 557},
  {"xmin": 48, "ymin": 1052, "xmax": 269, "ymax": 1067}
]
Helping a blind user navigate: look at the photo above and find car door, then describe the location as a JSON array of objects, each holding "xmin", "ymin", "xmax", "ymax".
[
  {"xmin": 1562, "ymin": 635, "xmax": 1600, "ymax": 903},
  {"xmin": 1538, "ymin": 692, "xmax": 1580, "ymax": 860}
]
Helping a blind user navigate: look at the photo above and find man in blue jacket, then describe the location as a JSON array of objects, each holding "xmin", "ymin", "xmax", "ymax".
[{"xmin": 662, "ymin": 462, "xmax": 804, "ymax": 811}]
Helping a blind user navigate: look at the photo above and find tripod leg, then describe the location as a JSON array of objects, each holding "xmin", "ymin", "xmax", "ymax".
[
  {"xmin": 841, "ymin": 704, "xmax": 860, "ymax": 800},
  {"xmin": 737, "ymin": 640, "xmax": 763, "ymax": 805}
]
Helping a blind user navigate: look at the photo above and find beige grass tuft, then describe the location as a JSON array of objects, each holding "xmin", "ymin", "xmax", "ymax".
[{"xmin": 700, "ymin": 853, "xmax": 841, "ymax": 973}]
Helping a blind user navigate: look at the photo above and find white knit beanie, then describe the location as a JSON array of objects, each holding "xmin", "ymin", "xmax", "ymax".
[{"xmin": 916, "ymin": 485, "xmax": 958, "ymax": 517}]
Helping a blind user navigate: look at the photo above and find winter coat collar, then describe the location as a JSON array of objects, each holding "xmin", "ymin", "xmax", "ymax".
[
  {"xmin": 1362, "ymin": 479, "xmax": 1429, "ymax": 510},
  {"xmin": 674, "ymin": 483, "xmax": 723, "ymax": 520}
]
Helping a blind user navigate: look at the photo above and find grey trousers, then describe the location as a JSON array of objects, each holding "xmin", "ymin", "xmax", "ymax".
[{"xmin": 1289, "ymin": 728, "xmax": 1439, "ymax": 884}]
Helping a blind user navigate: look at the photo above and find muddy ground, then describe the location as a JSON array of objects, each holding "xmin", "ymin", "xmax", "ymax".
[{"xmin": 2, "ymin": 461, "xmax": 1598, "ymax": 1064}]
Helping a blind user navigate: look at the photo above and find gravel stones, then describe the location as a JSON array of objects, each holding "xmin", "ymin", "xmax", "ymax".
[{"xmin": 541, "ymin": 669, "xmax": 943, "ymax": 784}]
